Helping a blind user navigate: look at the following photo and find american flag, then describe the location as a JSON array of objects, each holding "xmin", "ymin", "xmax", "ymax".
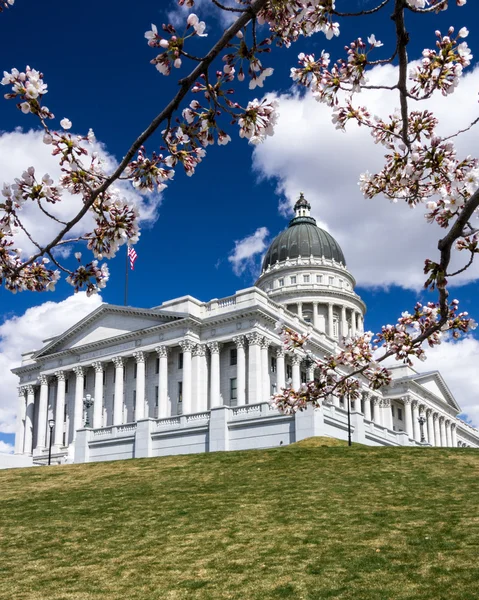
[{"xmin": 127, "ymin": 245, "xmax": 138, "ymax": 270}]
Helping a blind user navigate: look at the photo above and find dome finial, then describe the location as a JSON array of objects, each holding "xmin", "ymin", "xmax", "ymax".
[{"xmin": 294, "ymin": 192, "xmax": 311, "ymax": 218}]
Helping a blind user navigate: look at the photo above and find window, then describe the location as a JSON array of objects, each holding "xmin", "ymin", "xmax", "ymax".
[
  {"xmin": 286, "ymin": 364, "xmax": 293, "ymax": 380},
  {"xmin": 63, "ymin": 431, "xmax": 66, "ymax": 446},
  {"xmin": 270, "ymin": 356, "xmax": 277, "ymax": 373},
  {"xmin": 230, "ymin": 377, "xmax": 237, "ymax": 402},
  {"xmin": 278, "ymin": 278, "xmax": 284, "ymax": 287},
  {"xmin": 329, "ymin": 276, "xmax": 334, "ymax": 285},
  {"xmin": 64, "ymin": 403, "xmax": 68, "ymax": 422},
  {"xmin": 178, "ymin": 352, "xmax": 183, "ymax": 370},
  {"xmin": 339, "ymin": 279, "xmax": 343, "ymax": 288},
  {"xmin": 398, "ymin": 407, "xmax": 403, "ymax": 421},
  {"xmin": 133, "ymin": 390, "xmax": 137, "ymax": 410},
  {"xmin": 83, "ymin": 377, "xmax": 87, "ymax": 389},
  {"xmin": 301, "ymin": 371, "xmax": 307, "ymax": 384},
  {"xmin": 155, "ymin": 357, "xmax": 160, "ymax": 374},
  {"xmin": 316, "ymin": 274, "xmax": 323, "ymax": 283},
  {"xmin": 290, "ymin": 276, "xmax": 297, "ymax": 285},
  {"xmin": 303, "ymin": 274, "xmax": 310, "ymax": 283},
  {"xmin": 339, "ymin": 396, "xmax": 345, "ymax": 407},
  {"xmin": 155, "ymin": 386, "xmax": 159, "ymax": 407},
  {"xmin": 178, "ymin": 381, "xmax": 183, "ymax": 402},
  {"xmin": 230, "ymin": 348, "xmax": 237, "ymax": 366},
  {"xmin": 65, "ymin": 379, "xmax": 69, "ymax": 394},
  {"xmin": 271, "ymin": 383, "xmax": 277, "ymax": 395},
  {"xmin": 333, "ymin": 317, "xmax": 339, "ymax": 338},
  {"xmin": 113, "ymin": 369, "xmax": 116, "ymax": 383},
  {"xmin": 134, "ymin": 363, "xmax": 137, "ymax": 379},
  {"xmin": 103, "ymin": 371, "xmax": 106, "ymax": 386},
  {"xmin": 391, "ymin": 405, "xmax": 395, "ymax": 417}
]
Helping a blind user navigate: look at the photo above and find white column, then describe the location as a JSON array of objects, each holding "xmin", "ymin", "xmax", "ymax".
[
  {"xmin": 434, "ymin": 413, "xmax": 441, "ymax": 447},
  {"xmin": 133, "ymin": 352, "xmax": 146, "ymax": 420},
  {"xmin": 403, "ymin": 396, "xmax": 413, "ymax": 439},
  {"xmin": 179, "ymin": 341, "xmax": 194, "ymax": 415},
  {"xmin": 92, "ymin": 362, "xmax": 104, "ymax": 428},
  {"xmin": 363, "ymin": 392, "xmax": 372, "ymax": 421},
  {"xmin": 155, "ymin": 346, "xmax": 169, "ymax": 417},
  {"xmin": 351, "ymin": 311, "xmax": 357, "ymax": 337},
  {"xmin": 54, "ymin": 371, "xmax": 66, "ymax": 448},
  {"xmin": 382, "ymin": 399, "xmax": 393, "ymax": 429},
  {"xmin": 112, "ymin": 357, "xmax": 124, "ymax": 426},
  {"xmin": 341, "ymin": 305, "xmax": 348, "ymax": 340},
  {"xmin": 260, "ymin": 337, "xmax": 271, "ymax": 400},
  {"xmin": 332, "ymin": 394, "xmax": 340, "ymax": 408},
  {"xmin": 192, "ymin": 344, "xmax": 201, "ymax": 412},
  {"xmin": 445, "ymin": 420, "xmax": 452, "ymax": 447},
  {"xmin": 411, "ymin": 401, "xmax": 420, "ymax": 442},
  {"xmin": 291, "ymin": 354, "xmax": 301, "ymax": 391},
  {"xmin": 208, "ymin": 341, "xmax": 221, "ymax": 408},
  {"xmin": 312, "ymin": 302, "xmax": 319, "ymax": 330},
  {"xmin": 36, "ymin": 375, "xmax": 49, "ymax": 450},
  {"xmin": 451, "ymin": 423, "xmax": 458, "ymax": 447},
  {"xmin": 246, "ymin": 333, "xmax": 262, "ymax": 404},
  {"xmin": 297, "ymin": 302, "xmax": 303, "ymax": 321},
  {"xmin": 24, "ymin": 385, "xmax": 35, "ymax": 454},
  {"xmin": 372, "ymin": 397, "xmax": 381, "ymax": 425},
  {"xmin": 233, "ymin": 336, "xmax": 246, "ymax": 406},
  {"xmin": 306, "ymin": 359, "xmax": 315, "ymax": 382},
  {"xmin": 328, "ymin": 303, "xmax": 334, "ymax": 338},
  {"xmin": 439, "ymin": 416, "xmax": 446, "ymax": 447},
  {"xmin": 276, "ymin": 347, "xmax": 285, "ymax": 391},
  {"xmin": 426, "ymin": 409, "xmax": 435, "ymax": 446},
  {"xmin": 73, "ymin": 366, "xmax": 84, "ymax": 437},
  {"xmin": 14, "ymin": 387, "xmax": 26, "ymax": 454}
]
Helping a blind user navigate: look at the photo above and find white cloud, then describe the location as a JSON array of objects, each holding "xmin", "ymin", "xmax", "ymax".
[
  {"xmin": 167, "ymin": 0, "xmax": 237, "ymax": 28},
  {"xmin": 228, "ymin": 226, "xmax": 269, "ymax": 276},
  {"xmin": 0, "ymin": 292, "xmax": 102, "ymax": 435},
  {"xmin": 0, "ymin": 129, "xmax": 162, "ymax": 259},
  {"xmin": 253, "ymin": 63, "xmax": 479, "ymax": 290},
  {"xmin": 0, "ymin": 441, "xmax": 14, "ymax": 455},
  {"xmin": 412, "ymin": 337, "xmax": 479, "ymax": 428}
]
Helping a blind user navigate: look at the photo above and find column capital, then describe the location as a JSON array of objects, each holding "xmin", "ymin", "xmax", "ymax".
[
  {"xmin": 451, "ymin": 422, "xmax": 456, "ymax": 431},
  {"xmin": 73, "ymin": 366, "xmax": 84, "ymax": 378},
  {"xmin": 433, "ymin": 412, "xmax": 439, "ymax": 421},
  {"xmin": 411, "ymin": 399, "xmax": 419, "ymax": 409},
  {"xmin": 362, "ymin": 391, "xmax": 371, "ymax": 401},
  {"xmin": 426, "ymin": 408, "xmax": 433, "ymax": 417},
  {"xmin": 401, "ymin": 395, "xmax": 411, "ymax": 405},
  {"xmin": 260, "ymin": 337, "xmax": 271, "ymax": 349},
  {"xmin": 25, "ymin": 384, "xmax": 34, "ymax": 395},
  {"xmin": 179, "ymin": 340, "xmax": 195, "ymax": 353},
  {"xmin": 39, "ymin": 374, "xmax": 49, "ymax": 385},
  {"xmin": 246, "ymin": 332, "xmax": 263, "ymax": 346},
  {"xmin": 372, "ymin": 396, "xmax": 381, "ymax": 406},
  {"xmin": 275, "ymin": 346, "xmax": 285, "ymax": 358},
  {"xmin": 133, "ymin": 351, "xmax": 146, "ymax": 363},
  {"xmin": 438, "ymin": 415, "xmax": 445, "ymax": 423},
  {"xmin": 112, "ymin": 356, "xmax": 124, "ymax": 368},
  {"xmin": 192, "ymin": 343, "xmax": 207, "ymax": 357},
  {"xmin": 155, "ymin": 345, "xmax": 168, "ymax": 358},
  {"xmin": 291, "ymin": 354, "xmax": 302, "ymax": 366},
  {"xmin": 445, "ymin": 418, "xmax": 451, "ymax": 426},
  {"xmin": 92, "ymin": 361, "xmax": 104, "ymax": 373},
  {"xmin": 54, "ymin": 370, "xmax": 65, "ymax": 381},
  {"xmin": 382, "ymin": 398, "xmax": 390, "ymax": 408},
  {"xmin": 232, "ymin": 335, "xmax": 246, "ymax": 349},
  {"xmin": 207, "ymin": 341, "xmax": 221, "ymax": 354},
  {"xmin": 17, "ymin": 386, "xmax": 26, "ymax": 397}
]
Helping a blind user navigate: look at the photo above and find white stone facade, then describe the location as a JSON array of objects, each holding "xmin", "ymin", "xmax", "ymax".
[{"xmin": 11, "ymin": 199, "xmax": 479, "ymax": 464}]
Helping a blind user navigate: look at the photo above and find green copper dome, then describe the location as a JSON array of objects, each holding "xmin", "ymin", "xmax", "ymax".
[{"xmin": 262, "ymin": 194, "xmax": 346, "ymax": 270}]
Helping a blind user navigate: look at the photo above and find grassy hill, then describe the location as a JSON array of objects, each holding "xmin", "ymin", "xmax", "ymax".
[{"xmin": 1, "ymin": 439, "xmax": 478, "ymax": 600}]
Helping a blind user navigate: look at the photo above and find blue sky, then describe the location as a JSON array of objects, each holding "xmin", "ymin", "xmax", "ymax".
[{"xmin": 1, "ymin": 0, "xmax": 479, "ymax": 449}]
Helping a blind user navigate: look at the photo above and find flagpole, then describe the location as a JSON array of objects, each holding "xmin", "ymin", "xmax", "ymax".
[{"xmin": 124, "ymin": 245, "xmax": 129, "ymax": 306}]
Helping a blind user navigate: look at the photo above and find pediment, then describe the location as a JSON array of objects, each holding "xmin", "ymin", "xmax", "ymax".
[
  {"xmin": 34, "ymin": 304, "xmax": 185, "ymax": 358},
  {"xmin": 410, "ymin": 371, "xmax": 461, "ymax": 411}
]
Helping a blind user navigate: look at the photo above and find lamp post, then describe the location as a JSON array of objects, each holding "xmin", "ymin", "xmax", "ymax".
[
  {"xmin": 48, "ymin": 418, "xmax": 55, "ymax": 466},
  {"xmin": 418, "ymin": 411, "xmax": 427, "ymax": 444},
  {"xmin": 83, "ymin": 394, "xmax": 94, "ymax": 427},
  {"xmin": 347, "ymin": 393, "xmax": 352, "ymax": 447}
]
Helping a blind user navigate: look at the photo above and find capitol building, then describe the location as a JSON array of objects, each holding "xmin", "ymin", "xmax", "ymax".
[{"xmin": 12, "ymin": 195, "xmax": 479, "ymax": 465}]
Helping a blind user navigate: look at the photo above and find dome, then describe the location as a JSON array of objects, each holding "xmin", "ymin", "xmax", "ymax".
[{"xmin": 261, "ymin": 194, "xmax": 346, "ymax": 270}]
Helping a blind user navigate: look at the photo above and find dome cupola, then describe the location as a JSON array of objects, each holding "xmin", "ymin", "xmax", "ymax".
[{"xmin": 261, "ymin": 193, "xmax": 346, "ymax": 271}]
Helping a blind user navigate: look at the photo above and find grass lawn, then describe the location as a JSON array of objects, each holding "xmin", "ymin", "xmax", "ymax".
[{"xmin": 1, "ymin": 439, "xmax": 478, "ymax": 600}]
